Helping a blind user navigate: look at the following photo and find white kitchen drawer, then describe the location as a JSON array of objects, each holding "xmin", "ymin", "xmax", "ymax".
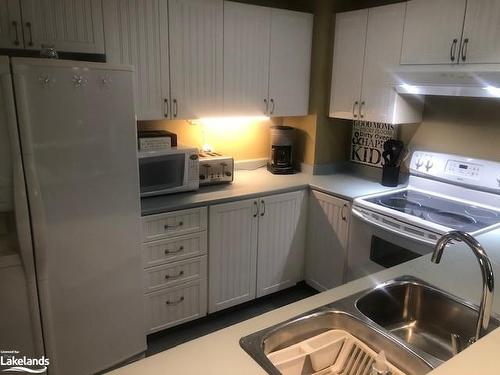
[
  {"xmin": 145, "ymin": 279, "xmax": 207, "ymax": 334},
  {"xmin": 144, "ymin": 256, "xmax": 207, "ymax": 293},
  {"xmin": 142, "ymin": 231, "xmax": 207, "ymax": 268},
  {"xmin": 141, "ymin": 207, "xmax": 208, "ymax": 242}
]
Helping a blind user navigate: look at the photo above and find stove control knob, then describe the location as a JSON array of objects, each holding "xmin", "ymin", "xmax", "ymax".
[
  {"xmin": 425, "ymin": 160, "xmax": 434, "ymax": 171},
  {"xmin": 415, "ymin": 159, "xmax": 423, "ymax": 169}
]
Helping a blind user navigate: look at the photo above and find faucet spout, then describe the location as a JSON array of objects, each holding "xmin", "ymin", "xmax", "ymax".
[{"xmin": 432, "ymin": 231, "xmax": 494, "ymax": 344}]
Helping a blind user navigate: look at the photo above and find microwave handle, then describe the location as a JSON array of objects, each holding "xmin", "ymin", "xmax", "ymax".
[{"xmin": 351, "ymin": 207, "xmax": 438, "ymax": 247}]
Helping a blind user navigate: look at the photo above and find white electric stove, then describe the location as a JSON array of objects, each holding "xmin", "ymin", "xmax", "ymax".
[{"xmin": 347, "ymin": 151, "xmax": 500, "ymax": 281}]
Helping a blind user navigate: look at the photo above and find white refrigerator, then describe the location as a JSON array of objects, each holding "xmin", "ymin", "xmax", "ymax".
[{"xmin": 0, "ymin": 56, "xmax": 146, "ymax": 374}]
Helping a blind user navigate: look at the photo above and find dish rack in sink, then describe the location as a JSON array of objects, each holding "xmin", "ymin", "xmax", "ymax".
[{"xmin": 266, "ymin": 330, "xmax": 406, "ymax": 375}]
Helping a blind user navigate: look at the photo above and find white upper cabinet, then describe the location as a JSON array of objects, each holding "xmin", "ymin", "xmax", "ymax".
[
  {"xmin": 268, "ymin": 9, "xmax": 313, "ymax": 117},
  {"xmin": 329, "ymin": 5, "xmax": 422, "ymax": 124},
  {"xmin": 20, "ymin": 0, "xmax": 105, "ymax": 53},
  {"xmin": 224, "ymin": 2, "xmax": 312, "ymax": 117},
  {"xmin": 401, "ymin": 0, "xmax": 467, "ymax": 65},
  {"xmin": 0, "ymin": 0, "xmax": 23, "ymax": 49},
  {"xmin": 401, "ymin": 0, "xmax": 500, "ymax": 65},
  {"xmin": 103, "ymin": 0, "xmax": 223, "ymax": 120},
  {"xmin": 361, "ymin": 3, "xmax": 422, "ymax": 124},
  {"xmin": 461, "ymin": 0, "xmax": 500, "ymax": 64},
  {"xmin": 168, "ymin": 0, "xmax": 223, "ymax": 119},
  {"xmin": 224, "ymin": 2, "xmax": 271, "ymax": 116},
  {"xmin": 329, "ymin": 9, "xmax": 368, "ymax": 120},
  {"xmin": 103, "ymin": 0, "xmax": 167, "ymax": 120}
]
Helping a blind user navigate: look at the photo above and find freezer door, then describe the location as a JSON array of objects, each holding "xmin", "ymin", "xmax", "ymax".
[
  {"xmin": 0, "ymin": 57, "xmax": 45, "ymax": 361},
  {"xmin": 12, "ymin": 58, "xmax": 145, "ymax": 375}
]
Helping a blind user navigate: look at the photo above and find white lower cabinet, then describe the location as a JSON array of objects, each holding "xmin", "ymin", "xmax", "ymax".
[
  {"xmin": 305, "ymin": 190, "xmax": 350, "ymax": 291},
  {"xmin": 256, "ymin": 191, "xmax": 307, "ymax": 297},
  {"xmin": 209, "ymin": 190, "xmax": 306, "ymax": 313},
  {"xmin": 208, "ymin": 198, "xmax": 258, "ymax": 313},
  {"xmin": 141, "ymin": 207, "xmax": 208, "ymax": 334},
  {"xmin": 145, "ymin": 279, "xmax": 207, "ymax": 333}
]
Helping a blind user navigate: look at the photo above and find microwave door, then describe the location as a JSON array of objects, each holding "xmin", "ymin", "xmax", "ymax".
[{"xmin": 139, "ymin": 154, "xmax": 185, "ymax": 195}]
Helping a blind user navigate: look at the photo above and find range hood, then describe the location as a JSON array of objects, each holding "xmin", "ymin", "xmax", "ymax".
[{"xmin": 393, "ymin": 65, "xmax": 500, "ymax": 98}]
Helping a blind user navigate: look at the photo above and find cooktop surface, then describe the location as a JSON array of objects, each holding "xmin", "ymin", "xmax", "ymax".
[{"xmin": 366, "ymin": 189, "xmax": 500, "ymax": 232}]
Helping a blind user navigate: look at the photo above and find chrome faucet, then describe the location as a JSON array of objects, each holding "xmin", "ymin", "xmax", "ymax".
[{"xmin": 432, "ymin": 231, "xmax": 495, "ymax": 353}]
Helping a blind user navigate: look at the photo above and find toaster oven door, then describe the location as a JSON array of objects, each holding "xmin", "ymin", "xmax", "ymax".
[{"xmin": 139, "ymin": 153, "xmax": 186, "ymax": 195}]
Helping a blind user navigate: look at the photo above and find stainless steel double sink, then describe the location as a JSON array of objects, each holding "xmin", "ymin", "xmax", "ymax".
[{"xmin": 240, "ymin": 276, "xmax": 500, "ymax": 374}]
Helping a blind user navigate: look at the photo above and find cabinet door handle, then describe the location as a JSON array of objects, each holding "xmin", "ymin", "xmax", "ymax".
[
  {"xmin": 450, "ymin": 38, "xmax": 458, "ymax": 62},
  {"xmin": 270, "ymin": 98, "xmax": 275, "ymax": 115},
  {"xmin": 352, "ymin": 101, "xmax": 359, "ymax": 119},
  {"xmin": 341, "ymin": 203, "xmax": 348, "ymax": 221},
  {"xmin": 164, "ymin": 98, "xmax": 169, "ymax": 118},
  {"xmin": 165, "ymin": 296, "xmax": 184, "ymax": 305},
  {"xmin": 260, "ymin": 199, "xmax": 265, "ymax": 217},
  {"xmin": 253, "ymin": 201, "xmax": 258, "ymax": 217},
  {"xmin": 12, "ymin": 21, "xmax": 20, "ymax": 46},
  {"xmin": 461, "ymin": 38, "xmax": 469, "ymax": 62},
  {"xmin": 264, "ymin": 98, "xmax": 268, "ymax": 114},
  {"xmin": 165, "ymin": 245, "xmax": 184, "ymax": 255},
  {"xmin": 26, "ymin": 22, "xmax": 33, "ymax": 46},
  {"xmin": 164, "ymin": 270, "xmax": 184, "ymax": 280},
  {"xmin": 359, "ymin": 101, "xmax": 365, "ymax": 119},
  {"xmin": 173, "ymin": 99, "xmax": 178, "ymax": 117}
]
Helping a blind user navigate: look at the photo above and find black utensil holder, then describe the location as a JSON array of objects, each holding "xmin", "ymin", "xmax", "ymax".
[{"xmin": 382, "ymin": 166, "xmax": 400, "ymax": 187}]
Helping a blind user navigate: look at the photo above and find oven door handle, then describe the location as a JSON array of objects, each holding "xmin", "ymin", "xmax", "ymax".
[{"xmin": 351, "ymin": 207, "xmax": 438, "ymax": 247}]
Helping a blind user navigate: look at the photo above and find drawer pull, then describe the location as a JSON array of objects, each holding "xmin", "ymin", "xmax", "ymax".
[
  {"xmin": 165, "ymin": 270, "xmax": 184, "ymax": 280},
  {"xmin": 164, "ymin": 221, "xmax": 183, "ymax": 230},
  {"xmin": 164, "ymin": 245, "xmax": 184, "ymax": 255},
  {"xmin": 165, "ymin": 296, "xmax": 184, "ymax": 305}
]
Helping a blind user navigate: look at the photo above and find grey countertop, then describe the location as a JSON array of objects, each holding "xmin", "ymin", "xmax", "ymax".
[
  {"xmin": 109, "ymin": 225, "xmax": 500, "ymax": 375},
  {"xmin": 141, "ymin": 167, "xmax": 404, "ymax": 216}
]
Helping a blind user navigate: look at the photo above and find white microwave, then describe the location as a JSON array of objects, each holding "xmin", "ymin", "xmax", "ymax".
[{"xmin": 138, "ymin": 146, "xmax": 200, "ymax": 197}]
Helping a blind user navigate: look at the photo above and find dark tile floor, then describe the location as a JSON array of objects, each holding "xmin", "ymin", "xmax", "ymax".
[{"xmin": 146, "ymin": 282, "xmax": 318, "ymax": 356}]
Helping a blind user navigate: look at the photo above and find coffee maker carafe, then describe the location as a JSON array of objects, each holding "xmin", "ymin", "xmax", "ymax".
[{"xmin": 267, "ymin": 126, "xmax": 295, "ymax": 174}]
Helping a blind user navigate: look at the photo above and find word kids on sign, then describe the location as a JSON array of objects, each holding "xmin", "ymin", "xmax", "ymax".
[{"xmin": 351, "ymin": 121, "xmax": 397, "ymax": 167}]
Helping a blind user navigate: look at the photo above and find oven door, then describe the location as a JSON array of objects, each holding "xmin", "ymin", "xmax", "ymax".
[
  {"xmin": 346, "ymin": 206, "xmax": 436, "ymax": 282},
  {"xmin": 139, "ymin": 152, "xmax": 187, "ymax": 196}
]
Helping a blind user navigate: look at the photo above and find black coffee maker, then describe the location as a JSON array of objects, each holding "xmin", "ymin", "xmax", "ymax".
[{"xmin": 267, "ymin": 126, "xmax": 295, "ymax": 174}]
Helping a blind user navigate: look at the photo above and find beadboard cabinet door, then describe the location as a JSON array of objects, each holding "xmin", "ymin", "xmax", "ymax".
[
  {"xmin": 168, "ymin": 0, "xmax": 223, "ymax": 120},
  {"xmin": 223, "ymin": 1, "xmax": 271, "ymax": 116},
  {"xmin": 20, "ymin": 0, "xmax": 105, "ymax": 53},
  {"xmin": 208, "ymin": 199, "xmax": 258, "ymax": 313},
  {"xmin": 268, "ymin": 9, "xmax": 313, "ymax": 117},
  {"xmin": 103, "ymin": 0, "xmax": 167, "ymax": 120},
  {"xmin": 0, "ymin": 0, "xmax": 23, "ymax": 49},
  {"xmin": 256, "ymin": 190, "xmax": 306, "ymax": 297},
  {"xmin": 305, "ymin": 191, "xmax": 350, "ymax": 292},
  {"xmin": 401, "ymin": 0, "xmax": 467, "ymax": 65},
  {"xmin": 361, "ymin": 3, "xmax": 422, "ymax": 124},
  {"xmin": 329, "ymin": 9, "xmax": 368, "ymax": 120},
  {"xmin": 461, "ymin": 0, "xmax": 500, "ymax": 64}
]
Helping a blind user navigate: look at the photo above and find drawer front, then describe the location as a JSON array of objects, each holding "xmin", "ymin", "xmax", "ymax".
[
  {"xmin": 144, "ymin": 256, "xmax": 207, "ymax": 293},
  {"xmin": 142, "ymin": 207, "xmax": 208, "ymax": 242},
  {"xmin": 142, "ymin": 232, "xmax": 208, "ymax": 268},
  {"xmin": 145, "ymin": 279, "xmax": 207, "ymax": 334}
]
